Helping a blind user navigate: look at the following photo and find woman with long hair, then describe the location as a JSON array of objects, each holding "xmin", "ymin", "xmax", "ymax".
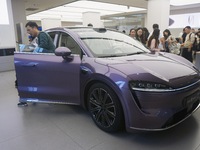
[
  {"xmin": 147, "ymin": 28, "xmax": 160, "ymax": 52},
  {"xmin": 163, "ymin": 29, "xmax": 171, "ymax": 52},
  {"xmin": 135, "ymin": 27, "xmax": 145, "ymax": 44},
  {"xmin": 163, "ymin": 29, "xmax": 179, "ymax": 54},
  {"xmin": 142, "ymin": 27, "xmax": 149, "ymax": 44}
]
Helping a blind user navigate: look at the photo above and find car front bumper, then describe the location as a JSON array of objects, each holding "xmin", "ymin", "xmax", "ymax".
[{"xmin": 121, "ymin": 82, "xmax": 200, "ymax": 132}]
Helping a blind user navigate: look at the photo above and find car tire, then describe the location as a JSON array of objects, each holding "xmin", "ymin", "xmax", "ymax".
[{"xmin": 87, "ymin": 83, "xmax": 124, "ymax": 132}]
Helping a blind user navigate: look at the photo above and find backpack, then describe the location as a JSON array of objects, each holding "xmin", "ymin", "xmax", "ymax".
[
  {"xmin": 195, "ymin": 37, "xmax": 200, "ymax": 51},
  {"xmin": 189, "ymin": 33, "xmax": 197, "ymax": 50}
]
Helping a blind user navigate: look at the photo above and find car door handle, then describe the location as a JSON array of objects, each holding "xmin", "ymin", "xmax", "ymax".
[{"xmin": 22, "ymin": 63, "xmax": 38, "ymax": 67}]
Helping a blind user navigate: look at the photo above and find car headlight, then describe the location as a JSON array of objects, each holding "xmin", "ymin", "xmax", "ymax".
[{"xmin": 129, "ymin": 81, "xmax": 172, "ymax": 92}]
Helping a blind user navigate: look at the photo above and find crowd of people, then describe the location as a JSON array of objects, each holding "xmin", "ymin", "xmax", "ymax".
[{"xmin": 128, "ymin": 24, "xmax": 200, "ymax": 63}]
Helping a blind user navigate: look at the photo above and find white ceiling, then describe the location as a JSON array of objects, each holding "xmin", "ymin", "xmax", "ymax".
[
  {"xmin": 25, "ymin": 0, "xmax": 200, "ymax": 22},
  {"xmin": 25, "ymin": 0, "xmax": 147, "ymax": 15},
  {"xmin": 26, "ymin": 1, "xmax": 147, "ymax": 22}
]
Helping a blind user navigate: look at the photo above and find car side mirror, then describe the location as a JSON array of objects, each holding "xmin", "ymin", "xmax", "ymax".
[{"xmin": 55, "ymin": 47, "xmax": 71, "ymax": 57}]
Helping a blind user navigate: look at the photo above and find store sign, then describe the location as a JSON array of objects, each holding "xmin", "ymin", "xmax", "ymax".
[{"xmin": 0, "ymin": 0, "xmax": 9, "ymax": 25}]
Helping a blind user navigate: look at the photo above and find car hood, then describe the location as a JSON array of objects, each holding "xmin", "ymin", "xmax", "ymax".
[{"xmin": 95, "ymin": 53, "xmax": 199, "ymax": 88}]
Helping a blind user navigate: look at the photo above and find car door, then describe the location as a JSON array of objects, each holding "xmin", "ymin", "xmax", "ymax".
[{"xmin": 15, "ymin": 32, "xmax": 82, "ymax": 104}]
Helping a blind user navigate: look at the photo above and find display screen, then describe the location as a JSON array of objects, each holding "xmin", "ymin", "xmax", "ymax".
[
  {"xmin": 0, "ymin": 0, "xmax": 9, "ymax": 25},
  {"xmin": 169, "ymin": 13, "xmax": 200, "ymax": 28}
]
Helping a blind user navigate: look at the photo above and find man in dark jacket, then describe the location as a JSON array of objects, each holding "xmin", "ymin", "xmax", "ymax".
[
  {"xmin": 25, "ymin": 21, "xmax": 55, "ymax": 53},
  {"xmin": 181, "ymin": 26, "xmax": 195, "ymax": 62}
]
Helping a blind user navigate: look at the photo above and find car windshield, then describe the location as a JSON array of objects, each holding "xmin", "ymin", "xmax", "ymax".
[{"xmin": 73, "ymin": 28, "xmax": 150, "ymax": 58}]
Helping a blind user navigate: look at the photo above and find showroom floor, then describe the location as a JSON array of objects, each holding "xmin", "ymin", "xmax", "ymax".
[{"xmin": 1, "ymin": 71, "xmax": 200, "ymax": 150}]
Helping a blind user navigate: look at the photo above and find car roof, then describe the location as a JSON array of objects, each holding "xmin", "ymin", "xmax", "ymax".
[{"xmin": 46, "ymin": 26, "xmax": 120, "ymax": 34}]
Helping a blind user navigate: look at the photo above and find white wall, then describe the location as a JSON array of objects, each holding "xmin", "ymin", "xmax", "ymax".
[
  {"xmin": 0, "ymin": 0, "xmax": 15, "ymax": 49},
  {"xmin": 146, "ymin": 0, "xmax": 170, "ymax": 33},
  {"xmin": 82, "ymin": 12, "xmax": 103, "ymax": 27},
  {"xmin": 41, "ymin": 18, "xmax": 61, "ymax": 30},
  {"xmin": 0, "ymin": 0, "xmax": 16, "ymax": 72},
  {"xmin": 61, "ymin": 21, "xmax": 82, "ymax": 27}
]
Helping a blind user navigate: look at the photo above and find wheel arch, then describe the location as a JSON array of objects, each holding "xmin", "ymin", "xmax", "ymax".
[
  {"xmin": 81, "ymin": 75, "xmax": 128, "ymax": 128},
  {"xmin": 82, "ymin": 77, "xmax": 121, "ymax": 109}
]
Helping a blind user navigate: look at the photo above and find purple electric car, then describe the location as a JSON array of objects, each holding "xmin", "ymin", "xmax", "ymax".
[{"xmin": 14, "ymin": 27, "xmax": 200, "ymax": 133}]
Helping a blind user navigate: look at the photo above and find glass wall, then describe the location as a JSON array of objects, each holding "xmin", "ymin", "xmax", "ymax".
[{"xmin": 103, "ymin": 14, "xmax": 145, "ymax": 34}]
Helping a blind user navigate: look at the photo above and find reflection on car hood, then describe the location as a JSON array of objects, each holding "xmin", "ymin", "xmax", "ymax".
[{"xmin": 95, "ymin": 53, "xmax": 199, "ymax": 88}]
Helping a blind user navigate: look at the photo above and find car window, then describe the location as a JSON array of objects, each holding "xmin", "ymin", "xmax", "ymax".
[
  {"xmin": 48, "ymin": 31, "xmax": 59, "ymax": 47},
  {"xmin": 48, "ymin": 32, "xmax": 56, "ymax": 41},
  {"xmin": 59, "ymin": 33, "xmax": 81, "ymax": 55}
]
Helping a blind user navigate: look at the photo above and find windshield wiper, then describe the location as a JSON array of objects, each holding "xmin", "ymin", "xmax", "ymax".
[
  {"xmin": 98, "ymin": 54, "xmax": 126, "ymax": 58},
  {"xmin": 126, "ymin": 51, "xmax": 147, "ymax": 56}
]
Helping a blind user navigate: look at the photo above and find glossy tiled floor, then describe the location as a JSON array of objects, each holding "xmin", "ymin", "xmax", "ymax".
[{"xmin": 1, "ymin": 71, "xmax": 200, "ymax": 150}]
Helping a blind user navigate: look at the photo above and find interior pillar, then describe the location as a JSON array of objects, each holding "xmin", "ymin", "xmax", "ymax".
[
  {"xmin": 146, "ymin": 0, "xmax": 170, "ymax": 33},
  {"xmin": 82, "ymin": 12, "xmax": 103, "ymax": 28}
]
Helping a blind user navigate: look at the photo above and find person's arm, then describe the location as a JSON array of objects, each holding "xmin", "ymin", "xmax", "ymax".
[
  {"xmin": 33, "ymin": 47, "xmax": 43, "ymax": 53},
  {"xmin": 182, "ymin": 33, "xmax": 195, "ymax": 49},
  {"xmin": 160, "ymin": 37, "xmax": 165, "ymax": 47},
  {"xmin": 167, "ymin": 35, "xmax": 171, "ymax": 42}
]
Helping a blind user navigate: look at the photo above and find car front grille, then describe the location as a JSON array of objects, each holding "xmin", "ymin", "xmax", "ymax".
[
  {"xmin": 162, "ymin": 100, "xmax": 200, "ymax": 129},
  {"xmin": 171, "ymin": 77, "xmax": 200, "ymax": 89}
]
